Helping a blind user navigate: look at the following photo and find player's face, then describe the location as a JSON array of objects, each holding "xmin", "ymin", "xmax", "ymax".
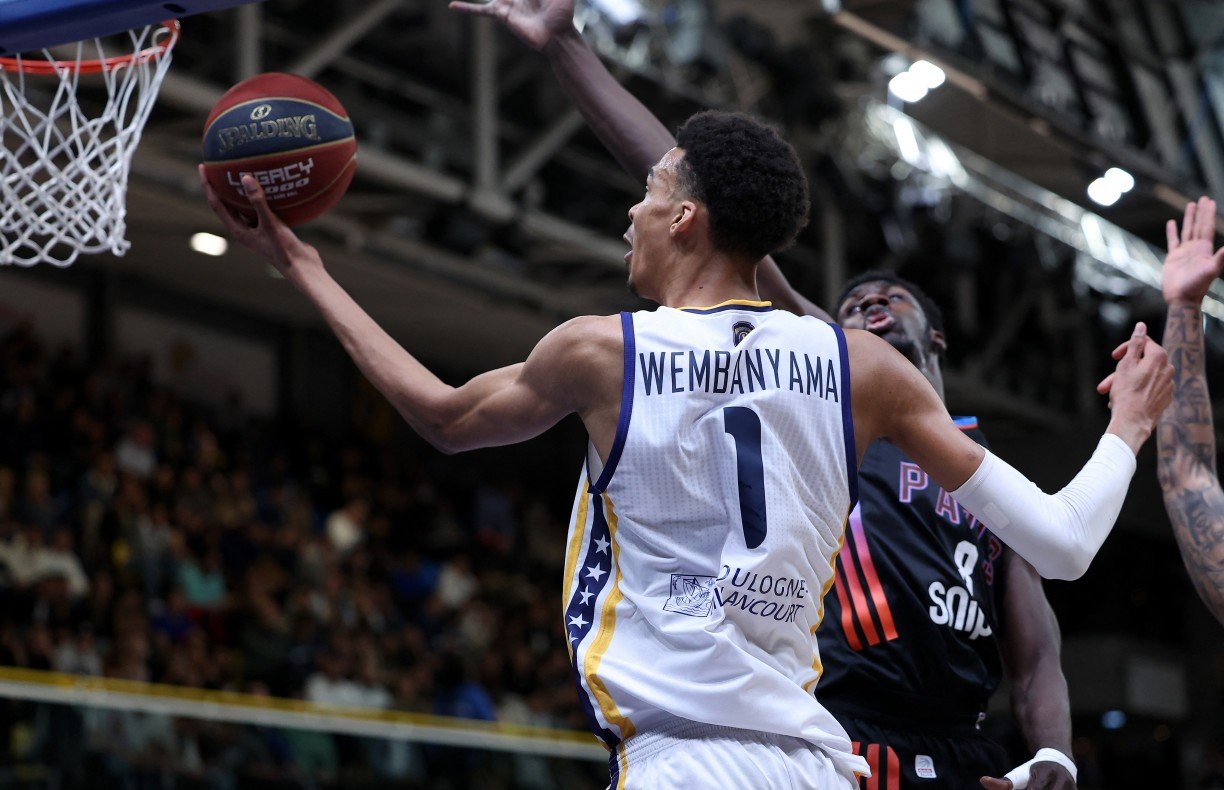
[
  {"xmin": 837, "ymin": 281, "xmax": 941, "ymax": 366},
  {"xmin": 624, "ymin": 148, "xmax": 687, "ymax": 299}
]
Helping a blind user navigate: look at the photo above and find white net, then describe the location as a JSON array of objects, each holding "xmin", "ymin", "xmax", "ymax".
[{"xmin": 0, "ymin": 23, "xmax": 177, "ymax": 267}]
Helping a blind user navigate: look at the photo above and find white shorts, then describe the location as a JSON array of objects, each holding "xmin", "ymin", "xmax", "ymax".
[{"xmin": 608, "ymin": 718, "xmax": 859, "ymax": 790}]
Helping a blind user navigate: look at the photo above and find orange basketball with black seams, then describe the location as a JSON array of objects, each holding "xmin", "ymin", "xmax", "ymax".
[{"xmin": 202, "ymin": 72, "xmax": 356, "ymax": 226}]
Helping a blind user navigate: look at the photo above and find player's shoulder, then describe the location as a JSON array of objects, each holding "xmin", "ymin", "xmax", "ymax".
[
  {"xmin": 526, "ymin": 315, "xmax": 623, "ymax": 408},
  {"xmin": 535, "ymin": 314, "xmax": 623, "ymax": 366},
  {"xmin": 841, "ymin": 327, "xmax": 910, "ymax": 377},
  {"xmin": 550, "ymin": 313, "xmax": 623, "ymax": 344},
  {"xmin": 552, "ymin": 312, "xmax": 622, "ymax": 335},
  {"xmin": 841, "ymin": 325, "xmax": 887, "ymax": 352}
]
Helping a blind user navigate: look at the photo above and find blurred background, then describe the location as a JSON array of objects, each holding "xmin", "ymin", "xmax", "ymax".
[{"xmin": 1, "ymin": 0, "xmax": 1224, "ymax": 787}]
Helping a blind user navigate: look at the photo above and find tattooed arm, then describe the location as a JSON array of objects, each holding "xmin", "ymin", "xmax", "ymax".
[{"xmin": 1157, "ymin": 196, "xmax": 1224, "ymax": 627}]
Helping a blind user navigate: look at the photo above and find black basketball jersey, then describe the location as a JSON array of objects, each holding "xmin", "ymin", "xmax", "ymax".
[{"xmin": 816, "ymin": 418, "xmax": 1008, "ymax": 723}]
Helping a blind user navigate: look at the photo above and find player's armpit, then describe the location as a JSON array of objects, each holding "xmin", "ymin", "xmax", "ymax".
[
  {"xmin": 432, "ymin": 314, "xmax": 623, "ymax": 455},
  {"xmin": 845, "ymin": 328, "xmax": 984, "ymax": 487}
]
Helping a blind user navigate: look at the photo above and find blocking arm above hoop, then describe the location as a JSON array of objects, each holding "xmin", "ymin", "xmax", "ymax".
[
  {"xmin": 848, "ymin": 325, "xmax": 1171, "ymax": 580},
  {"xmin": 449, "ymin": 0, "xmax": 830, "ymax": 319},
  {"xmin": 542, "ymin": 29, "xmax": 832, "ymax": 320}
]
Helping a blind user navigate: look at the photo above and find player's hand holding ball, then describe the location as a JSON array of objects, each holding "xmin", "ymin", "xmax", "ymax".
[
  {"xmin": 199, "ymin": 166, "xmax": 322, "ymax": 282},
  {"xmin": 199, "ymin": 72, "xmax": 357, "ymax": 281},
  {"xmin": 201, "ymin": 72, "xmax": 356, "ymax": 227}
]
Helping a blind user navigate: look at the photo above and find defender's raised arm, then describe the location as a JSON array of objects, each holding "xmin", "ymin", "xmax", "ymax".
[
  {"xmin": 449, "ymin": 0, "xmax": 829, "ymax": 320},
  {"xmin": 848, "ymin": 325, "xmax": 1172, "ymax": 580},
  {"xmin": 1157, "ymin": 196, "xmax": 1224, "ymax": 626}
]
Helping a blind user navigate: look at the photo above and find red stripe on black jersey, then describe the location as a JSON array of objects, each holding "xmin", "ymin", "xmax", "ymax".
[
  {"xmin": 850, "ymin": 515, "xmax": 898, "ymax": 641},
  {"xmin": 836, "ymin": 543, "xmax": 882, "ymax": 646},
  {"xmin": 853, "ymin": 742, "xmax": 900, "ymax": 790},
  {"xmin": 835, "ymin": 564, "xmax": 865, "ymax": 651},
  {"xmin": 833, "ymin": 506, "xmax": 900, "ymax": 650},
  {"xmin": 817, "ymin": 419, "xmax": 1005, "ymax": 723}
]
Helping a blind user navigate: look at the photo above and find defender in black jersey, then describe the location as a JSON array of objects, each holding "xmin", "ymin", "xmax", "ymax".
[{"xmin": 820, "ymin": 272, "xmax": 1076, "ymax": 790}]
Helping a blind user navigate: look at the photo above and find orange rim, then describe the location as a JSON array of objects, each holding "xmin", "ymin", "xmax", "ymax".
[{"xmin": 0, "ymin": 20, "xmax": 180, "ymax": 75}]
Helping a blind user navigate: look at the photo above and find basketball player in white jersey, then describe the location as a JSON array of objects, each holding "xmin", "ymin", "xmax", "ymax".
[{"xmin": 199, "ymin": 109, "xmax": 1170, "ymax": 786}]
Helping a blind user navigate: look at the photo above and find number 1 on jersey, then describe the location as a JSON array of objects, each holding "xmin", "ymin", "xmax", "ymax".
[{"xmin": 723, "ymin": 407, "xmax": 768, "ymax": 549}]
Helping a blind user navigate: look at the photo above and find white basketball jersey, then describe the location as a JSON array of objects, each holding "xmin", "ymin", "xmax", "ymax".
[{"xmin": 562, "ymin": 300, "xmax": 870, "ymax": 781}]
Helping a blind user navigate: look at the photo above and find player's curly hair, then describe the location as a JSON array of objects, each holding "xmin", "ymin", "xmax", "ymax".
[
  {"xmin": 674, "ymin": 111, "xmax": 810, "ymax": 262},
  {"xmin": 835, "ymin": 269, "xmax": 946, "ymax": 344}
]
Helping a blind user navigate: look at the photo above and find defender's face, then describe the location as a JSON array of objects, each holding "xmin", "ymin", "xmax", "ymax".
[
  {"xmin": 837, "ymin": 280, "xmax": 935, "ymax": 365},
  {"xmin": 624, "ymin": 148, "xmax": 686, "ymax": 300}
]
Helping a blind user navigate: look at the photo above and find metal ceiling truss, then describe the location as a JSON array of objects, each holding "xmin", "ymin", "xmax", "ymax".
[{"xmin": 126, "ymin": 0, "xmax": 1224, "ymax": 429}]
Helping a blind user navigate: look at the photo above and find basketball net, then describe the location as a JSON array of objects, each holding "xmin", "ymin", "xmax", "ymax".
[{"xmin": 0, "ymin": 22, "xmax": 179, "ymax": 267}]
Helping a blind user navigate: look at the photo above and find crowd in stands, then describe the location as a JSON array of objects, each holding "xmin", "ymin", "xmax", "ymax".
[{"xmin": 0, "ymin": 323, "xmax": 600, "ymax": 788}]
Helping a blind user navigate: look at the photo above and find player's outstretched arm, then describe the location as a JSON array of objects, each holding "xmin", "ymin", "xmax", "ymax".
[
  {"xmin": 848, "ymin": 324, "xmax": 1173, "ymax": 580},
  {"xmin": 448, "ymin": 0, "xmax": 830, "ymax": 320},
  {"xmin": 450, "ymin": 0, "xmax": 670, "ymax": 180},
  {"xmin": 982, "ymin": 554, "xmax": 1076, "ymax": 790},
  {"xmin": 200, "ymin": 167, "xmax": 615, "ymax": 454},
  {"xmin": 1156, "ymin": 196, "xmax": 1224, "ymax": 627}
]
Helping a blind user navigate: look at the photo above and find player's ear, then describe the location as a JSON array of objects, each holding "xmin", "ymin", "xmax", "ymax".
[
  {"xmin": 671, "ymin": 200, "xmax": 698, "ymax": 238},
  {"xmin": 929, "ymin": 327, "xmax": 947, "ymax": 355}
]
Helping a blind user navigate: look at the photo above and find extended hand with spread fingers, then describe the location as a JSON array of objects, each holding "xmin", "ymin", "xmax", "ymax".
[{"xmin": 448, "ymin": 0, "xmax": 575, "ymax": 51}]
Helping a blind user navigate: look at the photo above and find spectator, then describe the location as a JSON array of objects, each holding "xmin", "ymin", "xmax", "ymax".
[
  {"xmin": 177, "ymin": 548, "xmax": 226, "ymax": 610},
  {"xmin": 134, "ymin": 502, "xmax": 174, "ymax": 600},
  {"xmin": 436, "ymin": 553, "xmax": 479, "ymax": 610},
  {"xmin": 18, "ymin": 469, "xmax": 64, "ymax": 533},
  {"xmin": 432, "ymin": 653, "xmax": 496, "ymax": 722},
  {"xmin": 304, "ymin": 649, "xmax": 362, "ymax": 709},
  {"xmin": 114, "ymin": 421, "xmax": 157, "ymax": 479},
  {"xmin": 52, "ymin": 626, "xmax": 102, "ymax": 675},
  {"xmin": 151, "ymin": 588, "xmax": 195, "ymax": 646},
  {"xmin": 325, "ymin": 497, "xmax": 369, "ymax": 556},
  {"xmin": 0, "ymin": 525, "xmax": 89, "ymax": 599},
  {"xmin": 0, "ymin": 323, "xmax": 598, "ymax": 785}
]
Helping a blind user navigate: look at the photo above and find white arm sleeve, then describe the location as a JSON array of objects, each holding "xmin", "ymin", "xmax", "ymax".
[{"xmin": 950, "ymin": 434, "xmax": 1137, "ymax": 580}]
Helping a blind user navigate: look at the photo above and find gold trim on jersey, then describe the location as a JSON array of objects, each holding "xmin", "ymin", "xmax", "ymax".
[
  {"xmin": 615, "ymin": 741, "xmax": 630, "ymax": 789},
  {"xmin": 676, "ymin": 298, "xmax": 773, "ymax": 311},
  {"xmin": 583, "ymin": 493, "xmax": 636, "ymax": 743},
  {"xmin": 804, "ymin": 506, "xmax": 852, "ymax": 692},
  {"xmin": 562, "ymin": 480, "xmax": 592, "ymax": 660}
]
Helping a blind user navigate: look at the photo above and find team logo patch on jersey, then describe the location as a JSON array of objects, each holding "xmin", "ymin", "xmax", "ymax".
[
  {"xmin": 915, "ymin": 755, "xmax": 937, "ymax": 779},
  {"xmin": 732, "ymin": 321, "xmax": 754, "ymax": 346},
  {"xmin": 663, "ymin": 574, "xmax": 716, "ymax": 617}
]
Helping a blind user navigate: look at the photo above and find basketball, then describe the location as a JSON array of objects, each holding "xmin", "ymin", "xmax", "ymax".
[{"xmin": 202, "ymin": 72, "xmax": 356, "ymax": 226}]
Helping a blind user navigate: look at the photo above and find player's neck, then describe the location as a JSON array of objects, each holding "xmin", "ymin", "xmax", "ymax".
[{"xmin": 654, "ymin": 253, "xmax": 759, "ymax": 309}]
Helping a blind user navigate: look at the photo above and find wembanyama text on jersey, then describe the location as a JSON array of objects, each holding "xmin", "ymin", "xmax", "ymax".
[
  {"xmin": 816, "ymin": 421, "xmax": 1008, "ymax": 726},
  {"xmin": 561, "ymin": 301, "xmax": 870, "ymax": 782}
]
